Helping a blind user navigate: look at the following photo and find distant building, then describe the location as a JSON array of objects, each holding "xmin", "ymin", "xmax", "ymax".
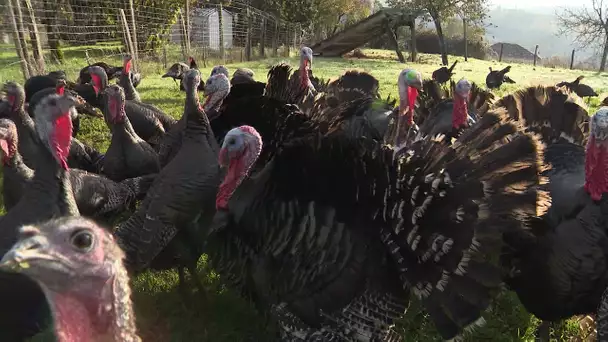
[
  {"xmin": 490, "ymin": 42, "xmax": 542, "ymax": 62},
  {"xmin": 170, "ymin": 7, "xmax": 234, "ymax": 50}
]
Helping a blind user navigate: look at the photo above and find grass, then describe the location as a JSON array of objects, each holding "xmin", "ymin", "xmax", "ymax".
[{"xmin": 0, "ymin": 45, "xmax": 600, "ymax": 341}]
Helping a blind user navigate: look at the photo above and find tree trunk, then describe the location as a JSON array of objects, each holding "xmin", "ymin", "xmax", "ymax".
[
  {"xmin": 601, "ymin": 34, "xmax": 608, "ymax": 72},
  {"xmin": 463, "ymin": 17, "xmax": 468, "ymax": 61},
  {"xmin": 431, "ymin": 12, "xmax": 448, "ymax": 65}
]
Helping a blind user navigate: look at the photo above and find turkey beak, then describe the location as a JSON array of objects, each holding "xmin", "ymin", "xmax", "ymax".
[{"xmin": 0, "ymin": 233, "xmax": 52, "ymax": 273}]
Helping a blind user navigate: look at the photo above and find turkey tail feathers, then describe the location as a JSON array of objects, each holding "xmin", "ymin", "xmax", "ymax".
[
  {"xmin": 491, "ymin": 85, "xmax": 589, "ymax": 145},
  {"xmin": 381, "ymin": 108, "xmax": 550, "ymax": 340}
]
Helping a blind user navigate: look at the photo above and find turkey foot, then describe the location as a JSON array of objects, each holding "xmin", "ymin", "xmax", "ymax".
[{"xmin": 536, "ymin": 320, "xmax": 550, "ymax": 342}]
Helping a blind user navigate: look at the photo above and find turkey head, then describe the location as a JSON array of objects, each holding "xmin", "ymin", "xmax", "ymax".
[
  {"xmin": 0, "ymin": 216, "xmax": 139, "ymax": 342},
  {"xmin": 210, "ymin": 65, "xmax": 229, "ymax": 78},
  {"xmin": 0, "ymin": 118, "xmax": 18, "ymax": 165},
  {"xmin": 585, "ymin": 107, "xmax": 608, "ymax": 201},
  {"xmin": 216, "ymin": 125, "xmax": 263, "ymax": 210},
  {"xmin": 397, "ymin": 68, "xmax": 423, "ymax": 125},
  {"xmin": 34, "ymin": 94, "xmax": 76, "ymax": 170},
  {"xmin": 202, "ymin": 73, "xmax": 231, "ymax": 112},
  {"xmin": 103, "ymin": 85, "xmax": 127, "ymax": 125},
  {"xmin": 452, "ymin": 78, "xmax": 472, "ymax": 130},
  {"xmin": 88, "ymin": 65, "xmax": 109, "ymax": 97},
  {"xmin": 3, "ymin": 81, "xmax": 26, "ymax": 113}
]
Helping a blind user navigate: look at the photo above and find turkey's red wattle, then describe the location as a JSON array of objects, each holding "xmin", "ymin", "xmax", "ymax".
[
  {"xmin": 108, "ymin": 98, "xmax": 125, "ymax": 123},
  {"xmin": 124, "ymin": 59, "xmax": 132, "ymax": 74},
  {"xmin": 50, "ymin": 290, "xmax": 114, "ymax": 342},
  {"xmin": 400, "ymin": 87, "xmax": 418, "ymax": 125},
  {"xmin": 216, "ymin": 149, "xmax": 246, "ymax": 210},
  {"xmin": 584, "ymin": 136, "xmax": 608, "ymax": 201},
  {"xmin": 91, "ymin": 75, "xmax": 101, "ymax": 95},
  {"xmin": 55, "ymin": 84, "xmax": 65, "ymax": 96},
  {"xmin": 0, "ymin": 139, "xmax": 10, "ymax": 165},
  {"xmin": 452, "ymin": 94, "xmax": 468, "ymax": 129},
  {"xmin": 300, "ymin": 62, "xmax": 309, "ymax": 90},
  {"xmin": 52, "ymin": 114, "xmax": 72, "ymax": 170}
]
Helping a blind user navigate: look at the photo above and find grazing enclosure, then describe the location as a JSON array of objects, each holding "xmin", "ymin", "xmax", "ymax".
[{"xmin": 0, "ymin": 0, "xmax": 305, "ymax": 80}]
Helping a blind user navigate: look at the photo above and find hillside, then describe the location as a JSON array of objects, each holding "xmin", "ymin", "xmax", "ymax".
[{"xmin": 486, "ymin": 7, "xmax": 592, "ymax": 60}]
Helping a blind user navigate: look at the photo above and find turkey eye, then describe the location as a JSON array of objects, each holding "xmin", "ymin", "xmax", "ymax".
[
  {"xmin": 48, "ymin": 99, "xmax": 57, "ymax": 107},
  {"xmin": 227, "ymin": 138, "xmax": 236, "ymax": 146},
  {"xmin": 70, "ymin": 230, "xmax": 94, "ymax": 251}
]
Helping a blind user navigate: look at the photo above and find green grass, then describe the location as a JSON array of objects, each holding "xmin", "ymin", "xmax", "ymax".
[{"xmin": 0, "ymin": 46, "xmax": 598, "ymax": 341}]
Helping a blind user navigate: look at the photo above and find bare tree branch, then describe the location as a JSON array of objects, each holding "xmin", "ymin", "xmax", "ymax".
[{"xmin": 556, "ymin": 0, "xmax": 608, "ymax": 49}]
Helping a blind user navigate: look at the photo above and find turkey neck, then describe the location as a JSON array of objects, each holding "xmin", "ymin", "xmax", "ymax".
[
  {"xmin": 452, "ymin": 93, "xmax": 468, "ymax": 129},
  {"xmin": 184, "ymin": 84, "xmax": 214, "ymax": 144},
  {"xmin": 110, "ymin": 118, "xmax": 143, "ymax": 144},
  {"xmin": 45, "ymin": 266, "xmax": 139, "ymax": 342},
  {"xmin": 31, "ymin": 145, "xmax": 79, "ymax": 216},
  {"xmin": 120, "ymin": 70, "xmax": 140, "ymax": 102},
  {"xmin": 4, "ymin": 146, "xmax": 34, "ymax": 183}
]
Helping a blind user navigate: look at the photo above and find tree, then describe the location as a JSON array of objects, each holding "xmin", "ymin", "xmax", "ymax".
[
  {"xmin": 556, "ymin": 0, "xmax": 608, "ymax": 71},
  {"xmin": 387, "ymin": 0, "xmax": 488, "ymax": 65}
]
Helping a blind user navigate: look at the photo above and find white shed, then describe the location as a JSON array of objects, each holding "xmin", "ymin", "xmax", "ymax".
[{"xmin": 190, "ymin": 7, "xmax": 234, "ymax": 50}]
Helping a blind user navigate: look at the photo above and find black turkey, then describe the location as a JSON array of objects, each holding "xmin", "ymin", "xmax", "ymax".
[
  {"xmin": 77, "ymin": 61, "xmax": 122, "ymax": 84},
  {"xmin": 486, "ymin": 66, "xmax": 515, "ymax": 89},
  {"xmin": 431, "ymin": 60, "xmax": 457, "ymax": 84},
  {"xmin": 556, "ymin": 75, "xmax": 598, "ymax": 103},
  {"xmin": 205, "ymin": 63, "xmax": 549, "ymax": 340}
]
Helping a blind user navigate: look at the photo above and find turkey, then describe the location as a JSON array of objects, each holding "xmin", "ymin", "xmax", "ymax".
[
  {"xmin": 3, "ymin": 81, "xmax": 44, "ymax": 168},
  {"xmin": 158, "ymin": 73, "xmax": 230, "ymax": 167},
  {"xmin": 492, "ymin": 85, "xmax": 589, "ymax": 146},
  {"xmin": 556, "ymin": 75, "xmax": 598, "ymax": 103},
  {"xmin": 599, "ymin": 287, "xmax": 608, "ymax": 341},
  {"xmin": 77, "ymin": 61, "xmax": 122, "ymax": 84},
  {"xmin": 0, "ymin": 216, "xmax": 141, "ymax": 342},
  {"xmin": 101, "ymin": 84, "xmax": 159, "ymax": 181},
  {"xmin": 118, "ymin": 54, "xmax": 141, "ymax": 102},
  {"xmin": 0, "ymin": 93, "xmax": 79, "ymax": 341},
  {"xmin": 287, "ymin": 46, "xmax": 317, "ymax": 114},
  {"xmin": 23, "ymin": 70, "xmax": 66, "ymax": 102},
  {"xmin": 414, "ymin": 78, "xmax": 495, "ymax": 143},
  {"xmin": 390, "ymin": 68, "xmax": 423, "ymax": 153},
  {"xmin": 431, "ymin": 60, "xmax": 458, "ymax": 84},
  {"xmin": 27, "ymin": 79, "xmax": 102, "ymax": 137},
  {"xmin": 90, "ymin": 66, "xmax": 176, "ymax": 146},
  {"xmin": 0, "ymin": 104, "xmax": 152, "ymax": 224},
  {"xmin": 208, "ymin": 81, "xmax": 548, "ymax": 341},
  {"xmin": 162, "ymin": 56, "xmax": 203, "ymax": 91},
  {"xmin": 210, "ymin": 64, "xmax": 229, "ymax": 78},
  {"xmin": 114, "ymin": 69, "xmax": 222, "ymax": 302},
  {"xmin": 501, "ymin": 107, "xmax": 608, "ymax": 342},
  {"xmin": 486, "ymin": 66, "xmax": 516, "ymax": 89},
  {"xmin": 222, "ymin": 68, "xmax": 266, "ymax": 105}
]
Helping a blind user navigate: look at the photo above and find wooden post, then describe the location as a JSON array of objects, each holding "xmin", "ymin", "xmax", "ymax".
[
  {"xmin": 387, "ymin": 25, "xmax": 405, "ymax": 63},
  {"xmin": 293, "ymin": 24, "xmax": 298, "ymax": 50},
  {"xmin": 533, "ymin": 44, "xmax": 539, "ymax": 66},
  {"xmin": 260, "ymin": 17, "xmax": 266, "ymax": 58},
  {"xmin": 119, "ymin": 9, "xmax": 136, "ymax": 61},
  {"xmin": 7, "ymin": 0, "xmax": 29, "ymax": 80},
  {"xmin": 498, "ymin": 43, "xmax": 504, "ymax": 62},
  {"xmin": 409, "ymin": 20, "xmax": 416, "ymax": 62},
  {"xmin": 273, "ymin": 21, "xmax": 279, "ymax": 57},
  {"xmin": 163, "ymin": 45, "xmax": 167, "ymax": 69},
  {"xmin": 23, "ymin": 0, "xmax": 44, "ymax": 74},
  {"xmin": 184, "ymin": 0, "xmax": 191, "ymax": 58},
  {"xmin": 178, "ymin": 9, "xmax": 189, "ymax": 59},
  {"xmin": 218, "ymin": 4, "xmax": 225, "ymax": 63},
  {"xmin": 13, "ymin": 0, "xmax": 34, "ymax": 77},
  {"xmin": 129, "ymin": 0, "xmax": 139, "ymax": 72},
  {"xmin": 245, "ymin": 7, "xmax": 251, "ymax": 61},
  {"xmin": 286, "ymin": 26, "xmax": 290, "ymax": 57},
  {"xmin": 570, "ymin": 49, "xmax": 575, "ymax": 69},
  {"xmin": 462, "ymin": 17, "xmax": 468, "ymax": 62}
]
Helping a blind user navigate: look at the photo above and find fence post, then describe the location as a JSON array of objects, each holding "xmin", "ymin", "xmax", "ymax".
[
  {"xmin": 293, "ymin": 24, "xmax": 298, "ymax": 51},
  {"xmin": 410, "ymin": 20, "xmax": 416, "ymax": 62},
  {"xmin": 7, "ymin": 0, "xmax": 29, "ymax": 80},
  {"xmin": 245, "ymin": 7, "xmax": 251, "ymax": 61},
  {"xmin": 498, "ymin": 43, "xmax": 504, "ymax": 62},
  {"xmin": 273, "ymin": 21, "xmax": 278, "ymax": 57},
  {"xmin": 286, "ymin": 26, "xmax": 290, "ymax": 57},
  {"xmin": 184, "ymin": 0, "xmax": 191, "ymax": 59},
  {"xmin": 163, "ymin": 45, "xmax": 167, "ymax": 69},
  {"xmin": 178, "ymin": 9, "xmax": 189, "ymax": 59},
  {"xmin": 533, "ymin": 45, "xmax": 539, "ymax": 66},
  {"xmin": 119, "ymin": 9, "xmax": 136, "ymax": 61},
  {"xmin": 23, "ymin": 0, "xmax": 44, "ymax": 74},
  {"xmin": 570, "ymin": 49, "xmax": 575, "ymax": 69},
  {"xmin": 129, "ymin": 0, "xmax": 139, "ymax": 71},
  {"xmin": 13, "ymin": 0, "xmax": 34, "ymax": 77},
  {"xmin": 218, "ymin": 4, "xmax": 225, "ymax": 63},
  {"xmin": 260, "ymin": 17, "xmax": 266, "ymax": 58}
]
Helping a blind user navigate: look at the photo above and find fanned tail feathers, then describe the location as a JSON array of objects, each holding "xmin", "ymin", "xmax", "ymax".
[
  {"xmin": 375, "ymin": 108, "xmax": 550, "ymax": 340},
  {"xmin": 491, "ymin": 85, "xmax": 589, "ymax": 145}
]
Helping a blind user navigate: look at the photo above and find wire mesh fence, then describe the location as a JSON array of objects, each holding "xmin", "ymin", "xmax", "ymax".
[{"xmin": 0, "ymin": 0, "xmax": 306, "ymax": 80}]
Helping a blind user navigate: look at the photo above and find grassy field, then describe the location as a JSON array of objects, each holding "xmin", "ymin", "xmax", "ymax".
[{"xmin": 1, "ymin": 46, "xmax": 602, "ymax": 341}]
